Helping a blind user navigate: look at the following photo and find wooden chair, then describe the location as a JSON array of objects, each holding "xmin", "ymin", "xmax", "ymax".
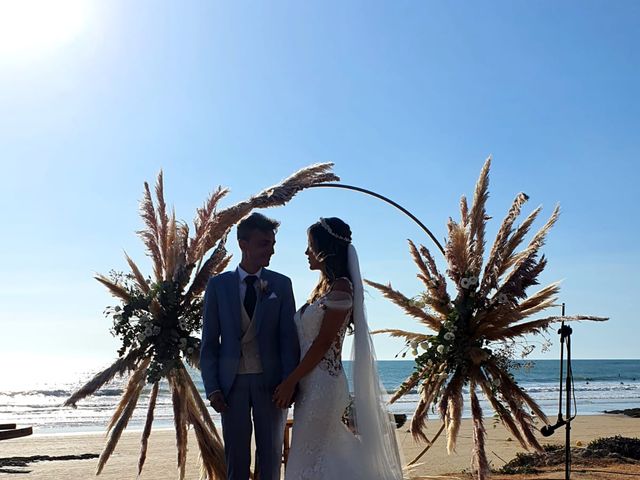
[
  {"xmin": 0, "ymin": 423, "xmax": 33, "ymax": 441},
  {"xmin": 283, "ymin": 418, "xmax": 294, "ymax": 465}
]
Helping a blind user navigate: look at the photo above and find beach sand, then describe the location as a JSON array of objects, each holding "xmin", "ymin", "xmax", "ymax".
[{"xmin": 1, "ymin": 415, "xmax": 638, "ymax": 479}]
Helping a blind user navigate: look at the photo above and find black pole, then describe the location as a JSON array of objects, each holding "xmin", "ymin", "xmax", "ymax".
[
  {"xmin": 540, "ymin": 303, "xmax": 573, "ymax": 479},
  {"xmin": 557, "ymin": 318, "xmax": 565, "ymax": 427},
  {"xmin": 564, "ymin": 318, "xmax": 572, "ymax": 479},
  {"xmin": 558, "ymin": 303, "xmax": 573, "ymax": 480},
  {"xmin": 308, "ymin": 183, "xmax": 446, "ymax": 256}
]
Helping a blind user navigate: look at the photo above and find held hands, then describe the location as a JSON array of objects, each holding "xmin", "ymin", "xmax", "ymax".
[
  {"xmin": 273, "ymin": 379, "xmax": 296, "ymax": 409},
  {"xmin": 208, "ymin": 391, "xmax": 228, "ymax": 413}
]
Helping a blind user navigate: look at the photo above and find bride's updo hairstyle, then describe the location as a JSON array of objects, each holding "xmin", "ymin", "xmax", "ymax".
[{"xmin": 307, "ymin": 217, "xmax": 352, "ymax": 304}]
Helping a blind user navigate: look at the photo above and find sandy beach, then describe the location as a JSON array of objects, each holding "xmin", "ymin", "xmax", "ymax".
[{"xmin": 1, "ymin": 414, "xmax": 638, "ymax": 479}]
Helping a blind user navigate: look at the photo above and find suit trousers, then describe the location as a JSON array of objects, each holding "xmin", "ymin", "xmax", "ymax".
[{"xmin": 221, "ymin": 373, "xmax": 286, "ymax": 480}]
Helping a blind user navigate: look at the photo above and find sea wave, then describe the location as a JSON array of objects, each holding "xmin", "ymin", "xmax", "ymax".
[{"xmin": 1, "ymin": 359, "xmax": 638, "ymax": 434}]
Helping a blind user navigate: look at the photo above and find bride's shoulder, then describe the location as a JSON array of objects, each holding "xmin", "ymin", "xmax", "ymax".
[
  {"xmin": 297, "ymin": 302, "xmax": 312, "ymax": 315},
  {"xmin": 331, "ymin": 277, "xmax": 353, "ymax": 294}
]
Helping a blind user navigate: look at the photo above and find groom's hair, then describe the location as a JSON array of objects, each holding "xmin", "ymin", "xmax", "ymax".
[{"xmin": 237, "ymin": 212, "xmax": 280, "ymax": 240}]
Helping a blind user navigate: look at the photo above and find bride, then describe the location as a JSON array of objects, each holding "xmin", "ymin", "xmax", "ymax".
[{"xmin": 273, "ymin": 217, "xmax": 404, "ymax": 480}]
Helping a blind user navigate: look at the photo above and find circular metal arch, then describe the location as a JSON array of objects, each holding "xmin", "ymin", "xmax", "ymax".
[{"xmin": 308, "ymin": 183, "xmax": 445, "ymax": 256}]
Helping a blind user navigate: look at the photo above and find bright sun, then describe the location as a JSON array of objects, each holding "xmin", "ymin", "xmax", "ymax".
[{"xmin": 0, "ymin": 0, "xmax": 90, "ymax": 61}]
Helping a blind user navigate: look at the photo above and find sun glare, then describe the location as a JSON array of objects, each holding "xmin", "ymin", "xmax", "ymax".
[{"xmin": 0, "ymin": 0, "xmax": 90, "ymax": 61}]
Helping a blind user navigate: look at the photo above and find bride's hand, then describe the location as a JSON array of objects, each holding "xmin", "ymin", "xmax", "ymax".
[{"xmin": 273, "ymin": 379, "xmax": 296, "ymax": 409}]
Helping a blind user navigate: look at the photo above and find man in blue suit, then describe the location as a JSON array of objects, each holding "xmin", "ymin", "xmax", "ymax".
[{"xmin": 201, "ymin": 212, "xmax": 300, "ymax": 480}]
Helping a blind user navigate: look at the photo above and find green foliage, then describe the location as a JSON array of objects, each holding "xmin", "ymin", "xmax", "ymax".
[
  {"xmin": 105, "ymin": 270, "xmax": 203, "ymax": 384},
  {"xmin": 586, "ymin": 436, "xmax": 640, "ymax": 460}
]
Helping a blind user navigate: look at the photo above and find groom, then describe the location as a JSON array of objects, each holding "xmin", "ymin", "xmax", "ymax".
[{"xmin": 200, "ymin": 212, "xmax": 300, "ymax": 480}]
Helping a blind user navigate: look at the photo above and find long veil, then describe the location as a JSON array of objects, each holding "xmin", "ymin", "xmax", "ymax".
[{"xmin": 349, "ymin": 244, "xmax": 404, "ymax": 479}]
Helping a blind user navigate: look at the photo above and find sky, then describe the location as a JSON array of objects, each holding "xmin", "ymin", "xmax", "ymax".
[{"xmin": 1, "ymin": 0, "xmax": 638, "ymax": 381}]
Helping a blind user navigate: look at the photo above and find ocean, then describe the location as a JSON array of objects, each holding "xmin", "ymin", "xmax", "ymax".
[{"xmin": 1, "ymin": 360, "xmax": 638, "ymax": 435}]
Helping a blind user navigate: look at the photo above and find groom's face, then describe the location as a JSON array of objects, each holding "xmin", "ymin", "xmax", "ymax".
[{"xmin": 239, "ymin": 229, "xmax": 276, "ymax": 268}]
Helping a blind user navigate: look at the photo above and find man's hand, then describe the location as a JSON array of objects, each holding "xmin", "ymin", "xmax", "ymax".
[{"xmin": 208, "ymin": 391, "xmax": 228, "ymax": 413}]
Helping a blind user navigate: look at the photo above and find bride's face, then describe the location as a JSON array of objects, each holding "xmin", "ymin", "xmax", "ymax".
[{"xmin": 305, "ymin": 234, "xmax": 323, "ymax": 271}]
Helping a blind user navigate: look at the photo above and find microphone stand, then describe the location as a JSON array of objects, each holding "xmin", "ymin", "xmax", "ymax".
[{"xmin": 552, "ymin": 303, "xmax": 574, "ymax": 480}]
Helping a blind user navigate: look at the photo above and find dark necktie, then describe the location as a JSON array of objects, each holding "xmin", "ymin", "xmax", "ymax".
[{"xmin": 244, "ymin": 275, "xmax": 258, "ymax": 318}]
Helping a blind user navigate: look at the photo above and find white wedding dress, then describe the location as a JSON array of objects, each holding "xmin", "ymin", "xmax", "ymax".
[
  {"xmin": 285, "ymin": 246, "xmax": 404, "ymax": 480},
  {"xmin": 285, "ymin": 294, "xmax": 371, "ymax": 480}
]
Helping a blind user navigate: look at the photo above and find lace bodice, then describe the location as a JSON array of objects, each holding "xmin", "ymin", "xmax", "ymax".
[{"xmin": 294, "ymin": 287, "xmax": 353, "ymax": 376}]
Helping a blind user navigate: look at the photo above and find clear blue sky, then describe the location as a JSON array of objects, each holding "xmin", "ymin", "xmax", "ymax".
[{"xmin": 1, "ymin": 1, "xmax": 638, "ymax": 378}]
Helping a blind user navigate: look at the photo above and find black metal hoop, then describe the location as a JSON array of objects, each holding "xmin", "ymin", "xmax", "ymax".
[{"xmin": 307, "ymin": 183, "xmax": 445, "ymax": 256}]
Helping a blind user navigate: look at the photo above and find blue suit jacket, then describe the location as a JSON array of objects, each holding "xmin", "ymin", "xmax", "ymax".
[{"xmin": 200, "ymin": 268, "xmax": 300, "ymax": 398}]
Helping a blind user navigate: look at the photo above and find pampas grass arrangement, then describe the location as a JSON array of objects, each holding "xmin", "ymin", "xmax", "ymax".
[
  {"xmin": 65, "ymin": 164, "xmax": 339, "ymax": 479},
  {"xmin": 368, "ymin": 158, "xmax": 607, "ymax": 480}
]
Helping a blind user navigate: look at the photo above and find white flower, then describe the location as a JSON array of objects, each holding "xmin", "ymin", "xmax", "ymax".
[
  {"xmin": 426, "ymin": 359, "xmax": 433, "ymax": 366},
  {"xmin": 144, "ymin": 327, "xmax": 154, "ymax": 337},
  {"xmin": 461, "ymin": 278, "xmax": 471, "ymax": 289},
  {"xmin": 444, "ymin": 332, "xmax": 455, "ymax": 341},
  {"xmin": 469, "ymin": 276, "xmax": 478, "ymax": 285},
  {"xmin": 411, "ymin": 348, "xmax": 418, "ymax": 356},
  {"xmin": 437, "ymin": 344, "xmax": 445, "ymax": 354},
  {"xmin": 492, "ymin": 378, "xmax": 501, "ymax": 387},
  {"xmin": 420, "ymin": 341, "xmax": 430, "ymax": 350},
  {"xmin": 114, "ymin": 306, "xmax": 121, "ymax": 312},
  {"xmin": 137, "ymin": 332, "xmax": 146, "ymax": 342},
  {"xmin": 259, "ymin": 279, "xmax": 269, "ymax": 292},
  {"xmin": 410, "ymin": 340, "xmax": 419, "ymax": 349}
]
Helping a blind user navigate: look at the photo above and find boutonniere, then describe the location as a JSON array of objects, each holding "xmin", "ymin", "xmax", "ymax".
[{"xmin": 259, "ymin": 279, "xmax": 269, "ymax": 294}]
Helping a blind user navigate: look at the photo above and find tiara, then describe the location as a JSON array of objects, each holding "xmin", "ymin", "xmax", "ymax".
[{"xmin": 319, "ymin": 217, "xmax": 351, "ymax": 243}]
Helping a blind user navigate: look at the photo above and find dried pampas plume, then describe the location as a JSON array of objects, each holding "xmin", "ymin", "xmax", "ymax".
[
  {"xmin": 66, "ymin": 163, "xmax": 339, "ymax": 478},
  {"xmin": 370, "ymin": 157, "xmax": 607, "ymax": 480}
]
